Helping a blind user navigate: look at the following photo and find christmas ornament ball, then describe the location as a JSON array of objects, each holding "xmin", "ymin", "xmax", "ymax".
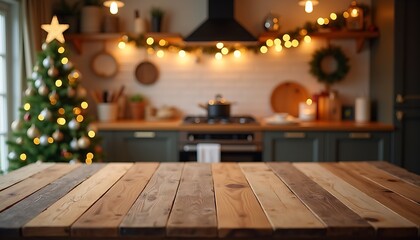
[
  {"xmin": 67, "ymin": 87, "xmax": 76, "ymax": 97},
  {"xmin": 31, "ymin": 71, "xmax": 38, "ymax": 80},
  {"xmin": 63, "ymin": 61, "xmax": 73, "ymax": 71},
  {"xmin": 11, "ymin": 119, "xmax": 23, "ymax": 131},
  {"xmin": 70, "ymin": 138, "xmax": 79, "ymax": 150},
  {"xmin": 77, "ymin": 136, "xmax": 90, "ymax": 149},
  {"xmin": 68, "ymin": 119, "xmax": 80, "ymax": 130},
  {"xmin": 40, "ymin": 108, "xmax": 52, "ymax": 120},
  {"xmin": 43, "ymin": 56, "xmax": 53, "ymax": 68},
  {"xmin": 24, "ymin": 112, "xmax": 31, "ymax": 121},
  {"xmin": 48, "ymin": 67, "xmax": 59, "ymax": 77},
  {"xmin": 34, "ymin": 78, "xmax": 43, "ymax": 88},
  {"xmin": 42, "ymin": 42, "xmax": 48, "ymax": 50},
  {"xmin": 38, "ymin": 84, "xmax": 49, "ymax": 96},
  {"xmin": 8, "ymin": 151, "xmax": 17, "ymax": 160},
  {"xmin": 52, "ymin": 129, "xmax": 63, "ymax": 141},
  {"xmin": 39, "ymin": 135, "xmax": 49, "ymax": 145},
  {"xmin": 25, "ymin": 86, "xmax": 36, "ymax": 96},
  {"xmin": 27, "ymin": 124, "xmax": 40, "ymax": 139},
  {"xmin": 16, "ymin": 137, "xmax": 23, "ymax": 145}
]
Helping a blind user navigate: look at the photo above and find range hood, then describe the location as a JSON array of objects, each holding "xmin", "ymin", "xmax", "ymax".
[{"xmin": 185, "ymin": 0, "xmax": 256, "ymax": 42}]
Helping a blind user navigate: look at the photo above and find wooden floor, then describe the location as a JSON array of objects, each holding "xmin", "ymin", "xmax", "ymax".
[{"xmin": 0, "ymin": 162, "xmax": 419, "ymax": 240}]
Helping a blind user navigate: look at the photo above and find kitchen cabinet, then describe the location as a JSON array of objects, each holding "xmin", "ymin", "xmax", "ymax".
[
  {"xmin": 393, "ymin": 0, "xmax": 420, "ymax": 174},
  {"xmin": 263, "ymin": 132, "xmax": 325, "ymax": 162},
  {"xmin": 326, "ymin": 132, "xmax": 391, "ymax": 162},
  {"xmin": 99, "ymin": 131, "xmax": 179, "ymax": 162},
  {"xmin": 263, "ymin": 131, "xmax": 391, "ymax": 162}
]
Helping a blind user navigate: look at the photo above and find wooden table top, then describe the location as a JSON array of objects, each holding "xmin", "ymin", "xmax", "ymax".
[{"xmin": 0, "ymin": 162, "xmax": 418, "ymax": 240}]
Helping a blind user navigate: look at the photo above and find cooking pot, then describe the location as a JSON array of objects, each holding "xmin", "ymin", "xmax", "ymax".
[{"xmin": 199, "ymin": 94, "xmax": 232, "ymax": 118}]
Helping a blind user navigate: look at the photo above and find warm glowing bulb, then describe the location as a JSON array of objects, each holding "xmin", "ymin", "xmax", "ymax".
[
  {"xmin": 266, "ymin": 39, "xmax": 274, "ymax": 47},
  {"xmin": 81, "ymin": 101, "xmax": 88, "ymax": 109},
  {"xmin": 156, "ymin": 50, "xmax": 165, "ymax": 58},
  {"xmin": 178, "ymin": 50, "xmax": 186, "ymax": 58},
  {"xmin": 305, "ymin": 0, "xmax": 313, "ymax": 13},
  {"xmin": 147, "ymin": 48, "xmax": 155, "ymax": 55},
  {"xmin": 146, "ymin": 37, "xmax": 154, "ymax": 45},
  {"xmin": 48, "ymin": 137, "xmax": 54, "ymax": 144},
  {"xmin": 118, "ymin": 41, "xmax": 126, "ymax": 49},
  {"xmin": 88, "ymin": 130, "xmax": 96, "ymax": 138},
  {"xmin": 57, "ymin": 117, "xmax": 66, "ymax": 125},
  {"xmin": 38, "ymin": 114, "xmax": 45, "ymax": 121},
  {"xmin": 299, "ymin": 29, "xmax": 308, "ymax": 36},
  {"xmin": 215, "ymin": 52, "xmax": 223, "ymax": 60},
  {"xmin": 73, "ymin": 107, "xmax": 81, "ymax": 114},
  {"xmin": 85, "ymin": 158, "xmax": 92, "ymax": 165},
  {"xmin": 282, "ymin": 34, "xmax": 290, "ymax": 41},
  {"xmin": 317, "ymin": 17, "xmax": 325, "ymax": 25},
  {"xmin": 110, "ymin": 1, "xmax": 118, "ymax": 14},
  {"xmin": 20, "ymin": 153, "xmax": 27, "ymax": 161},
  {"xmin": 351, "ymin": 9, "xmax": 359, "ymax": 17},
  {"xmin": 33, "ymin": 138, "xmax": 40, "ymax": 145},
  {"xmin": 275, "ymin": 45, "xmax": 282, "ymax": 52},
  {"xmin": 221, "ymin": 47, "xmax": 229, "ymax": 55},
  {"xmin": 324, "ymin": 18, "xmax": 330, "ymax": 25},
  {"xmin": 55, "ymin": 79, "xmax": 62, "ymax": 87},
  {"xmin": 304, "ymin": 35, "xmax": 312, "ymax": 43},
  {"xmin": 158, "ymin": 39, "xmax": 166, "ymax": 46},
  {"xmin": 58, "ymin": 47, "xmax": 65, "ymax": 54},
  {"xmin": 76, "ymin": 115, "xmax": 84, "ymax": 122},
  {"xmin": 233, "ymin": 50, "xmax": 241, "ymax": 58},
  {"xmin": 58, "ymin": 108, "xmax": 65, "ymax": 114},
  {"xmin": 61, "ymin": 57, "xmax": 68, "ymax": 64},
  {"xmin": 306, "ymin": 98, "xmax": 313, "ymax": 105},
  {"xmin": 292, "ymin": 39, "xmax": 299, "ymax": 47},
  {"xmin": 260, "ymin": 46, "xmax": 268, "ymax": 54},
  {"xmin": 274, "ymin": 38, "xmax": 281, "ymax": 46},
  {"xmin": 216, "ymin": 42, "xmax": 224, "ymax": 49},
  {"xmin": 330, "ymin": 13, "xmax": 337, "ymax": 20},
  {"xmin": 24, "ymin": 103, "xmax": 31, "ymax": 111},
  {"xmin": 86, "ymin": 152, "xmax": 94, "ymax": 159},
  {"xmin": 284, "ymin": 41, "xmax": 292, "ymax": 48},
  {"xmin": 343, "ymin": 12, "xmax": 350, "ymax": 18}
]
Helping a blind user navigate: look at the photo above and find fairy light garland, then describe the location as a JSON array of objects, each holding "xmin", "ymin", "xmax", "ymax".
[{"xmin": 119, "ymin": 5, "xmax": 370, "ymax": 58}]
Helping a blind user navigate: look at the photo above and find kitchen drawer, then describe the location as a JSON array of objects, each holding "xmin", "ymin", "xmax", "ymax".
[
  {"xmin": 263, "ymin": 131, "xmax": 325, "ymax": 162},
  {"xmin": 325, "ymin": 132, "xmax": 391, "ymax": 162},
  {"xmin": 99, "ymin": 131, "xmax": 179, "ymax": 162}
]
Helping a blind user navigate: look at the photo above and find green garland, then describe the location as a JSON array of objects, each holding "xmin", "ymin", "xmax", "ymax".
[{"xmin": 309, "ymin": 45, "xmax": 350, "ymax": 85}]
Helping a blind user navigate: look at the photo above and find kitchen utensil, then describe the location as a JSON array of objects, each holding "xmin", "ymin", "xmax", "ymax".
[
  {"xmin": 91, "ymin": 51, "xmax": 118, "ymax": 78},
  {"xmin": 199, "ymin": 94, "xmax": 232, "ymax": 118},
  {"xmin": 135, "ymin": 61, "xmax": 159, "ymax": 85},
  {"xmin": 270, "ymin": 81, "xmax": 310, "ymax": 117}
]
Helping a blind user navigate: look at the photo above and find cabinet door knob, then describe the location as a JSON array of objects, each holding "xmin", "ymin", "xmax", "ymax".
[
  {"xmin": 396, "ymin": 94, "xmax": 404, "ymax": 103},
  {"xmin": 396, "ymin": 111, "xmax": 404, "ymax": 121},
  {"xmin": 134, "ymin": 131, "xmax": 156, "ymax": 138}
]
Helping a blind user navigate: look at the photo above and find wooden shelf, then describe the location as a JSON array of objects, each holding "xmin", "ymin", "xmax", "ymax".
[{"xmin": 258, "ymin": 30, "xmax": 380, "ymax": 53}]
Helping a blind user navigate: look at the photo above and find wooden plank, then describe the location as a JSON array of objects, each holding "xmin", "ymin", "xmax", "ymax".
[
  {"xmin": 166, "ymin": 163, "xmax": 218, "ymax": 237},
  {"xmin": 120, "ymin": 163, "xmax": 184, "ymax": 237},
  {"xmin": 71, "ymin": 163, "xmax": 159, "ymax": 237},
  {"xmin": 341, "ymin": 162, "xmax": 420, "ymax": 204},
  {"xmin": 0, "ymin": 163, "xmax": 104, "ymax": 236},
  {"xmin": 368, "ymin": 161, "xmax": 420, "ymax": 187},
  {"xmin": 322, "ymin": 163, "xmax": 420, "ymax": 226},
  {"xmin": 239, "ymin": 163, "xmax": 326, "ymax": 238},
  {"xmin": 0, "ymin": 163, "xmax": 80, "ymax": 212},
  {"xmin": 212, "ymin": 163, "xmax": 272, "ymax": 238},
  {"xmin": 0, "ymin": 163, "xmax": 55, "ymax": 191},
  {"xmin": 267, "ymin": 162, "xmax": 374, "ymax": 237},
  {"xmin": 22, "ymin": 163, "xmax": 132, "ymax": 237},
  {"xmin": 295, "ymin": 162, "xmax": 418, "ymax": 238}
]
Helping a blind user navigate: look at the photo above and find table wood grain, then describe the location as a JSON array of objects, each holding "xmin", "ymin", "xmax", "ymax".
[{"xmin": 0, "ymin": 162, "xmax": 418, "ymax": 240}]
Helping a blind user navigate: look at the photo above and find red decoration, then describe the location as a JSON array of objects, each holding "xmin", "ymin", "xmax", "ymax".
[{"xmin": 24, "ymin": 112, "xmax": 31, "ymax": 121}]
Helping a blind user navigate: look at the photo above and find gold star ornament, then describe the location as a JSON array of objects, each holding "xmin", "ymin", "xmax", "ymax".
[{"xmin": 41, "ymin": 16, "xmax": 69, "ymax": 43}]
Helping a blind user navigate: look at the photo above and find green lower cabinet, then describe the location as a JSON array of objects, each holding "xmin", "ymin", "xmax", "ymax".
[
  {"xmin": 99, "ymin": 131, "xmax": 179, "ymax": 162},
  {"xmin": 326, "ymin": 132, "xmax": 391, "ymax": 162},
  {"xmin": 263, "ymin": 132, "xmax": 325, "ymax": 162}
]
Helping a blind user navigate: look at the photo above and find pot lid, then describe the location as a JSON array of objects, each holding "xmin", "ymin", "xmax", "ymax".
[{"xmin": 208, "ymin": 94, "xmax": 230, "ymax": 105}]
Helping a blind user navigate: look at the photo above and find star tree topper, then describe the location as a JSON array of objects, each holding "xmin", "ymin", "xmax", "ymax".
[{"xmin": 41, "ymin": 16, "xmax": 69, "ymax": 43}]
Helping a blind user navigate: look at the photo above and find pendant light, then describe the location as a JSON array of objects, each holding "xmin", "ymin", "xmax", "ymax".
[
  {"xmin": 103, "ymin": 0, "xmax": 125, "ymax": 15},
  {"xmin": 298, "ymin": 0, "xmax": 319, "ymax": 13}
]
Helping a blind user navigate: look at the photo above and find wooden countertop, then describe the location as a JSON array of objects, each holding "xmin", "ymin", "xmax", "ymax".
[
  {"xmin": 0, "ymin": 162, "xmax": 418, "ymax": 239},
  {"xmin": 95, "ymin": 119, "xmax": 394, "ymax": 132}
]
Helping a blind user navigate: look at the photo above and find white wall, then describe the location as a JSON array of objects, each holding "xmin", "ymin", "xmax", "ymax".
[{"xmin": 71, "ymin": 0, "xmax": 372, "ymax": 118}]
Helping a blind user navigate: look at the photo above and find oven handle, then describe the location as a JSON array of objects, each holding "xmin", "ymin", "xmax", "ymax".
[{"xmin": 182, "ymin": 144, "xmax": 259, "ymax": 152}]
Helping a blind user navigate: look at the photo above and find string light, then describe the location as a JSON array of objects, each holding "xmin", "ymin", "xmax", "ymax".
[
  {"xmin": 55, "ymin": 79, "xmax": 63, "ymax": 87},
  {"xmin": 61, "ymin": 57, "xmax": 68, "ymax": 64},
  {"xmin": 343, "ymin": 11, "xmax": 350, "ymax": 18},
  {"xmin": 275, "ymin": 45, "xmax": 282, "ymax": 52},
  {"xmin": 233, "ymin": 50, "xmax": 241, "ymax": 58},
  {"xmin": 85, "ymin": 158, "xmax": 92, "ymax": 164},
  {"xmin": 146, "ymin": 37, "xmax": 154, "ymax": 45},
  {"xmin": 33, "ymin": 138, "xmax": 40, "ymax": 145},
  {"xmin": 147, "ymin": 47, "xmax": 155, "ymax": 55},
  {"xmin": 156, "ymin": 50, "xmax": 165, "ymax": 58},
  {"xmin": 57, "ymin": 117, "xmax": 66, "ymax": 125},
  {"xmin": 48, "ymin": 137, "xmax": 54, "ymax": 144},
  {"xmin": 58, "ymin": 108, "xmax": 65, "ymax": 114},
  {"xmin": 260, "ymin": 46, "xmax": 268, "ymax": 54},
  {"xmin": 20, "ymin": 153, "xmax": 27, "ymax": 161},
  {"xmin": 221, "ymin": 47, "xmax": 229, "ymax": 55},
  {"xmin": 158, "ymin": 39, "xmax": 167, "ymax": 46},
  {"xmin": 58, "ymin": 47, "xmax": 65, "ymax": 54},
  {"xmin": 282, "ymin": 34, "xmax": 290, "ymax": 41},
  {"xmin": 304, "ymin": 35, "xmax": 312, "ymax": 43},
  {"xmin": 216, "ymin": 42, "xmax": 224, "ymax": 49},
  {"xmin": 284, "ymin": 41, "xmax": 292, "ymax": 48},
  {"xmin": 81, "ymin": 102, "xmax": 88, "ymax": 109},
  {"xmin": 76, "ymin": 115, "xmax": 84, "ymax": 122},
  {"xmin": 73, "ymin": 107, "xmax": 82, "ymax": 114},
  {"xmin": 266, "ymin": 39, "xmax": 274, "ymax": 47},
  {"xmin": 38, "ymin": 114, "xmax": 45, "ymax": 121},
  {"xmin": 274, "ymin": 38, "xmax": 281, "ymax": 46},
  {"xmin": 24, "ymin": 103, "xmax": 31, "ymax": 111},
  {"xmin": 215, "ymin": 52, "xmax": 223, "ymax": 60},
  {"xmin": 118, "ymin": 41, "xmax": 126, "ymax": 49},
  {"xmin": 317, "ymin": 17, "xmax": 325, "ymax": 25},
  {"xmin": 324, "ymin": 18, "xmax": 330, "ymax": 25},
  {"xmin": 88, "ymin": 130, "xmax": 96, "ymax": 138},
  {"xmin": 178, "ymin": 50, "xmax": 186, "ymax": 58},
  {"xmin": 292, "ymin": 39, "xmax": 299, "ymax": 47},
  {"xmin": 86, "ymin": 152, "xmax": 94, "ymax": 159},
  {"xmin": 330, "ymin": 13, "xmax": 337, "ymax": 20}
]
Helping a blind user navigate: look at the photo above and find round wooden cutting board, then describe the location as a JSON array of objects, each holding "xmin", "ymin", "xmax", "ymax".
[
  {"xmin": 270, "ymin": 81, "xmax": 310, "ymax": 117},
  {"xmin": 135, "ymin": 61, "xmax": 159, "ymax": 85}
]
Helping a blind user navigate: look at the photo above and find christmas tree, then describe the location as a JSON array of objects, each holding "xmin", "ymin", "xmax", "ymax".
[{"xmin": 7, "ymin": 16, "xmax": 102, "ymax": 170}]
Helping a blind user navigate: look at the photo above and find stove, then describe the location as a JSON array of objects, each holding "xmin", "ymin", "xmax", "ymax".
[{"xmin": 183, "ymin": 115, "xmax": 258, "ymax": 125}]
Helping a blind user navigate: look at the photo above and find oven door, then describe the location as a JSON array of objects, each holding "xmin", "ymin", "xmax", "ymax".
[{"xmin": 179, "ymin": 144, "xmax": 262, "ymax": 162}]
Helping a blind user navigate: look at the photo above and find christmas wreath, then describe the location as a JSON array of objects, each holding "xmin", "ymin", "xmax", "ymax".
[{"xmin": 309, "ymin": 46, "xmax": 350, "ymax": 85}]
